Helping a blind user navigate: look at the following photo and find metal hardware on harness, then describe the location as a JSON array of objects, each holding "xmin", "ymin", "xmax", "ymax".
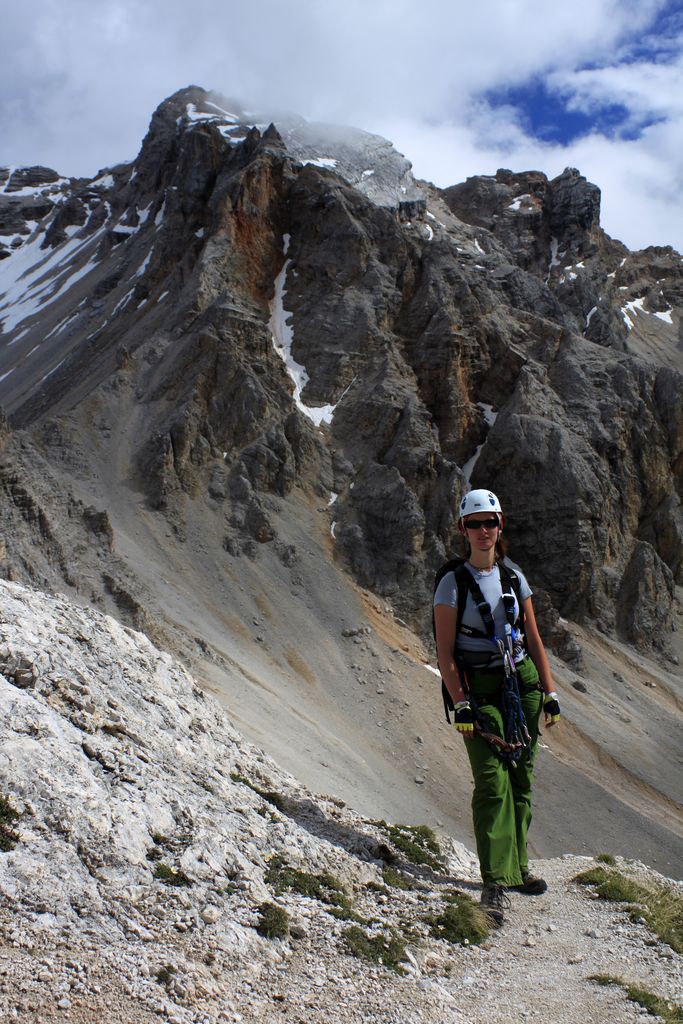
[{"xmin": 457, "ymin": 564, "xmax": 532, "ymax": 765}]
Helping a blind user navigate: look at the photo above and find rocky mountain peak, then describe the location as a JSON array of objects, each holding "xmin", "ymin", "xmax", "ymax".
[
  {"xmin": 2, "ymin": 166, "xmax": 64, "ymax": 193},
  {"xmin": 152, "ymin": 84, "xmax": 248, "ymax": 123},
  {"xmin": 0, "ymin": 165, "xmax": 73, "ymax": 260},
  {"xmin": 443, "ymin": 164, "xmax": 605, "ymax": 274}
]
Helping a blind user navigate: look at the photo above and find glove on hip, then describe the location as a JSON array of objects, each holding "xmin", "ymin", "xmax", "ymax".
[
  {"xmin": 453, "ymin": 700, "xmax": 475, "ymax": 735},
  {"xmin": 543, "ymin": 692, "xmax": 561, "ymax": 723}
]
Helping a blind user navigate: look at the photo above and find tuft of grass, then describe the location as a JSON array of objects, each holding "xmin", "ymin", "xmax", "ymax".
[
  {"xmin": 365, "ymin": 881, "xmax": 390, "ymax": 896},
  {"xmin": 426, "ymin": 891, "xmax": 492, "ymax": 946},
  {"xmin": 575, "ymin": 866, "xmax": 650, "ymax": 903},
  {"xmin": 256, "ymin": 902, "xmax": 290, "ymax": 939},
  {"xmin": 589, "ymin": 975, "xmax": 683, "ymax": 1024},
  {"xmin": 574, "ymin": 866, "xmax": 610, "ymax": 886},
  {"xmin": 633, "ymin": 889, "xmax": 683, "ymax": 955},
  {"xmin": 265, "ymin": 856, "xmax": 360, "ymax": 920},
  {"xmin": 153, "ymin": 862, "xmax": 192, "ymax": 887},
  {"xmin": 230, "ymin": 772, "xmax": 286, "ymax": 811},
  {"xmin": 575, "ymin": 867, "xmax": 683, "ymax": 954},
  {"xmin": 219, "ymin": 883, "xmax": 239, "ymax": 896},
  {"xmin": 344, "ymin": 925, "xmax": 407, "ymax": 974},
  {"xmin": 328, "ymin": 906, "xmax": 371, "ymax": 924},
  {"xmin": 0, "ymin": 795, "xmax": 21, "ymax": 853},
  {"xmin": 381, "ymin": 866, "xmax": 418, "ymax": 891},
  {"xmin": 596, "ymin": 852, "xmax": 617, "ymax": 865},
  {"xmin": 590, "ymin": 974, "xmax": 620, "ymax": 986},
  {"xmin": 371, "ymin": 821, "xmax": 445, "ymax": 871},
  {"xmin": 155, "ymin": 964, "xmax": 177, "ymax": 986}
]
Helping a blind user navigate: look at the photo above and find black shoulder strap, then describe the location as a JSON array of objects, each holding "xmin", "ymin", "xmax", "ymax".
[
  {"xmin": 498, "ymin": 561, "xmax": 525, "ymax": 631},
  {"xmin": 432, "ymin": 558, "xmax": 465, "ymax": 634},
  {"xmin": 432, "ymin": 559, "xmax": 467, "ymax": 722},
  {"xmin": 458, "ymin": 568, "xmax": 496, "ymax": 639},
  {"xmin": 455, "ymin": 560, "xmax": 526, "ymax": 640},
  {"xmin": 433, "ymin": 558, "xmax": 466, "ymax": 594}
]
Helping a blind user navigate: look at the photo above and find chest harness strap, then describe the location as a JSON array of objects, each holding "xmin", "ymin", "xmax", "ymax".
[{"xmin": 457, "ymin": 566, "xmax": 532, "ymax": 767}]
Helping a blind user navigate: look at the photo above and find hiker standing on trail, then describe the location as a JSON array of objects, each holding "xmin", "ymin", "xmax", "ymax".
[{"xmin": 433, "ymin": 489, "xmax": 561, "ymax": 926}]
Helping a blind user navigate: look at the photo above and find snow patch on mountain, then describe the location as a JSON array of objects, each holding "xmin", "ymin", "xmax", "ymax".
[
  {"xmin": 0, "ymin": 226, "xmax": 104, "ymax": 335},
  {"xmin": 462, "ymin": 404, "xmax": 498, "ymax": 482},
  {"xmin": 269, "ymin": 236, "xmax": 336, "ymax": 427}
]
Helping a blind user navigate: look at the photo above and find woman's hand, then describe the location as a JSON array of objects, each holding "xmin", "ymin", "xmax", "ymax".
[
  {"xmin": 543, "ymin": 691, "xmax": 561, "ymax": 726},
  {"xmin": 453, "ymin": 700, "xmax": 476, "ymax": 736}
]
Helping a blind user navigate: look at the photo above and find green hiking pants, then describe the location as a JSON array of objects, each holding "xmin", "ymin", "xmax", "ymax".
[{"xmin": 464, "ymin": 657, "xmax": 543, "ymax": 887}]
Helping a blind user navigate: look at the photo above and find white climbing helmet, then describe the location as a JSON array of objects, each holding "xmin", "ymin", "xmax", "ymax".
[{"xmin": 459, "ymin": 489, "xmax": 503, "ymax": 519}]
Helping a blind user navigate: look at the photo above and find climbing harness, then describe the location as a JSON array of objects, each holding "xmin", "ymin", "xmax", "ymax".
[{"xmin": 432, "ymin": 559, "xmax": 534, "ymax": 766}]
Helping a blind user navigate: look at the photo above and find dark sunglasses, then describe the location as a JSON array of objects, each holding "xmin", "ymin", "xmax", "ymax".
[{"xmin": 464, "ymin": 518, "xmax": 500, "ymax": 531}]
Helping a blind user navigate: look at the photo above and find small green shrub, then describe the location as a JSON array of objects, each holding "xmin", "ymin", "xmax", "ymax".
[
  {"xmin": 256, "ymin": 902, "xmax": 290, "ymax": 939},
  {"xmin": 371, "ymin": 821, "xmax": 445, "ymax": 871},
  {"xmin": 632, "ymin": 889, "xmax": 683, "ymax": 955},
  {"xmin": 575, "ymin": 866, "xmax": 649, "ymax": 902},
  {"xmin": 0, "ymin": 796, "xmax": 21, "ymax": 853},
  {"xmin": 265, "ymin": 856, "xmax": 357, "ymax": 918},
  {"xmin": 575, "ymin": 868, "xmax": 683, "ymax": 953},
  {"xmin": 426, "ymin": 891, "xmax": 492, "ymax": 946},
  {"xmin": 344, "ymin": 925, "xmax": 407, "ymax": 974},
  {"xmin": 574, "ymin": 866, "xmax": 609, "ymax": 886},
  {"xmin": 155, "ymin": 964, "xmax": 177, "ymax": 986},
  {"xmin": 589, "ymin": 975, "xmax": 683, "ymax": 1024},
  {"xmin": 154, "ymin": 863, "xmax": 192, "ymax": 887},
  {"xmin": 596, "ymin": 852, "xmax": 617, "ymax": 865},
  {"xmin": 381, "ymin": 866, "xmax": 417, "ymax": 890},
  {"xmin": 230, "ymin": 772, "xmax": 251, "ymax": 785},
  {"xmin": 624, "ymin": 984, "xmax": 683, "ymax": 1023},
  {"xmin": 328, "ymin": 906, "xmax": 370, "ymax": 924},
  {"xmin": 597, "ymin": 874, "xmax": 649, "ymax": 904}
]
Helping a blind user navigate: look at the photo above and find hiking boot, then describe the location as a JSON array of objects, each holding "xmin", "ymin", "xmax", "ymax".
[
  {"xmin": 513, "ymin": 872, "xmax": 548, "ymax": 895},
  {"xmin": 480, "ymin": 882, "xmax": 510, "ymax": 926}
]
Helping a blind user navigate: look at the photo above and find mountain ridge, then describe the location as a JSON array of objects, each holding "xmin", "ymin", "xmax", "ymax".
[{"xmin": 0, "ymin": 86, "xmax": 681, "ymax": 878}]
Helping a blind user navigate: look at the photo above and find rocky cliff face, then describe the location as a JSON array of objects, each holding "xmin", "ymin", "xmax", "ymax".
[
  {"xmin": 0, "ymin": 85, "xmax": 682, "ymax": 910},
  {"xmin": 2, "ymin": 88, "xmax": 680, "ymax": 656}
]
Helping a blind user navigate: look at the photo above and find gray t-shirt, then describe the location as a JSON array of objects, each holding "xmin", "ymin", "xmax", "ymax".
[{"xmin": 433, "ymin": 559, "xmax": 532, "ymax": 662}]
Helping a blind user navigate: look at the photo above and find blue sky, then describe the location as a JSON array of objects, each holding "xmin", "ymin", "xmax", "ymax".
[
  {"xmin": 485, "ymin": 81, "xmax": 637, "ymax": 144},
  {"xmin": 1, "ymin": 0, "xmax": 682, "ymax": 251},
  {"xmin": 484, "ymin": 2, "xmax": 680, "ymax": 145}
]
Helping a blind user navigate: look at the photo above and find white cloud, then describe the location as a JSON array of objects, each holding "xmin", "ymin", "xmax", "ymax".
[
  {"xmin": 0, "ymin": 0, "xmax": 681, "ymax": 250},
  {"xmin": 548, "ymin": 58, "xmax": 683, "ymax": 127}
]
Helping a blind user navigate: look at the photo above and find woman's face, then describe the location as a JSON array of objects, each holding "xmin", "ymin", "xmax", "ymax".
[{"xmin": 462, "ymin": 513, "xmax": 500, "ymax": 554}]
